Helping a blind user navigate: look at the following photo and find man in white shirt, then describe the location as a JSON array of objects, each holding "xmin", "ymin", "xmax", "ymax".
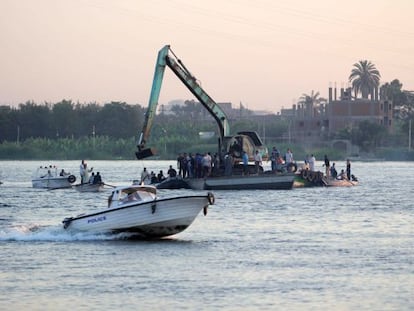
[
  {"xmin": 285, "ymin": 148, "xmax": 293, "ymax": 163},
  {"xmin": 254, "ymin": 150, "xmax": 262, "ymax": 174},
  {"xmin": 140, "ymin": 167, "xmax": 150, "ymax": 184},
  {"xmin": 309, "ymin": 154, "xmax": 316, "ymax": 171}
]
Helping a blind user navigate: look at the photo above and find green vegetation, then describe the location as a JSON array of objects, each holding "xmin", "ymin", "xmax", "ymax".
[
  {"xmin": 1, "ymin": 75, "xmax": 414, "ymax": 161},
  {"xmin": 0, "ymin": 136, "xmax": 135, "ymax": 160}
]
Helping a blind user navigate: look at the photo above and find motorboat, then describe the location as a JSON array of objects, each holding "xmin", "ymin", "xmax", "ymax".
[
  {"xmin": 73, "ymin": 182, "xmax": 105, "ymax": 192},
  {"xmin": 32, "ymin": 166, "xmax": 76, "ymax": 189},
  {"xmin": 62, "ymin": 184, "xmax": 215, "ymax": 238}
]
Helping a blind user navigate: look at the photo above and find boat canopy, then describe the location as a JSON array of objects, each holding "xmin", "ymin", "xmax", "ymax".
[{"xmin": 110, "ymin": 185, "xmax": 157, "ymax": 206}]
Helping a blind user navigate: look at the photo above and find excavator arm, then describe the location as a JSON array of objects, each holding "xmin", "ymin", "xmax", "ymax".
[
  {"xmin": 136, "ymin": 45, "xmax": 230, "ymax": 159},
  {"xmin": 136, "ymin": 46, "xmax": 168, "ymax": 159}
]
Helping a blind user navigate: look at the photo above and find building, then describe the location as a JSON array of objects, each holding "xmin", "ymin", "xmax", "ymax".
[{"xmin": 283, "ymin": 86, "xmax": 393, "ymax": 143}]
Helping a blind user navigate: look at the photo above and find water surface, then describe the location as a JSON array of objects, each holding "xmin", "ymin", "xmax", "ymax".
[{"xmin": 0, "ymin": 160, "xmax": 413, "ymax": 310}]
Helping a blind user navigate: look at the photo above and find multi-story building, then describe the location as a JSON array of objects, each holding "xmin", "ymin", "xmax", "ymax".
[{"xmin": 282, "ymin": 86, "xmax": 393, "ymax": 143}]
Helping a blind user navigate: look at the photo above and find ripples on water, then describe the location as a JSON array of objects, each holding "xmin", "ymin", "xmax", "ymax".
[{"xmin": 0, "ymin": 160, "xmax": 413, "ymax": 310}]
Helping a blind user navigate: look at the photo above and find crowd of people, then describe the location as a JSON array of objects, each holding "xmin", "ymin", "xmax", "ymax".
[
  {"xmin": 175, "ymin": 152, "xmax": 220, "ymax": 178},
  {"xmin": 139, "ymin": 147, "xmax": 299, "ymax": 184},
  {"xmin": 139, "ymin": 152, "xmax": 219, "ymax": 184},
  {"xmin": 138, "ymin": 148, "xmax": 355, "ymax": 184},
  {"xmin": 174, "ymin": 150, "xmax": 263, "ymax": 178},
  {"xmin": 79, "ymin": 152, "xmax": 355, "ymax": 187}
]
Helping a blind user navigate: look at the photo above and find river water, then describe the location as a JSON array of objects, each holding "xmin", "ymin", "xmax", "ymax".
[{"xmin": 0, "ymin": 160, "xmax": 413, "ymax": 310}]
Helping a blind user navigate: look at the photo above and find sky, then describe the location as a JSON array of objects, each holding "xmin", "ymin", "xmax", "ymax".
[{"xmin": 1, "ymin": 0, "xmax": 413, "ymax": 113}]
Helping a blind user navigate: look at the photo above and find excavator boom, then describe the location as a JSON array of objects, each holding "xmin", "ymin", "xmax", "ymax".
[
  {"xmin": 136, "ymin": 45, "xmax": 230, "ymax": 159},
  {"xmin": 135, "ymin": 46, "xmax": 168, "ymax": 159}
]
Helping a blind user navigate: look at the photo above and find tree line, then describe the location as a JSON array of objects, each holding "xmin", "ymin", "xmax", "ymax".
[
  {"xmin": 0, "ymin": 99, "xmax": 292, "ymax": 160},
  {"xmin": 1, "ymin": 87, "xmax": 413, "ymax": 161},
  {"xmin": 0, "ymin": 100, "xmax": 144, "ymax": 142}
]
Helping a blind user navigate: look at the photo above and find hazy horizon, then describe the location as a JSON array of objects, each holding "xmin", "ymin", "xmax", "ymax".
[{"xmin": 1, "ymin": 0, "xmax": 413, "ymax": 113}]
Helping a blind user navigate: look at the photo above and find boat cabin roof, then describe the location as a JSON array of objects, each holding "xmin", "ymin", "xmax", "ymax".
[{"xmin": 109, "ymin": 185, "xmax": 157, "ymax": 206}]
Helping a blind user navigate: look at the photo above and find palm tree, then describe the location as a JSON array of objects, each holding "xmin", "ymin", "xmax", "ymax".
[
  {"xmin": 299, "ymin": 90, "xmax": 326, "ymax": 105},
  {"xmin": 298, "ymin": 90, "xmax": 327, "ymax": 117},
  {"xmin": 349, "ymin": 60, "xmax": 381, "ymax": 99}
]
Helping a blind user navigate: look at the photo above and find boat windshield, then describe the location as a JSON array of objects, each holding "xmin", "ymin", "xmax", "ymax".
[
  {"xmin": 119, "ymin": 189, "xmax": 155, "ymax": 203},
  {"xmin": 137, "ymin": 190, "xmax": 155, "ymax": 201},
  {"xmin": 34, "ymin": 167, "xmax": 58, "ymax": 178}
]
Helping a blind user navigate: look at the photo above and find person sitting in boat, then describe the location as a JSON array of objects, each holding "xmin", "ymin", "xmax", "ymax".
[
  {"xmin": 89, "ymin": 172, "xmax": 96, "ymax": 184},
  {"xmin": 157, "ymin": 170, "xmax": 166, "ymax": 182},
  {"xmin": 167, "ymin": 165, "xmax": 177, "ymax": 178},
  {"xmin": 42, "ymin": 170, "xmax": 53, "ymax": 178},
  {"xmin": 93, "ymin": 172, "xmax": 102, "ymax": 184},
  {"xmin": 337, "ymin": 169, "xmax": 347, "ymax": 180},
  {"xmin": 59, "ymin": 169, "xmax": 69, "ymax": 176},
  {"xmin": 150, "ymin": 171, "xmax": 158, "ymax": 184},
  {"xmin": 330, "ymin": 163, "xmax": 338, "ymax": 179}
]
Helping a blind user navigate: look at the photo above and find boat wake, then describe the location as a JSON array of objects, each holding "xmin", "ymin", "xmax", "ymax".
[{"xmin": 0, "ymin": 223, "xmax": 141, "ymax": 242}]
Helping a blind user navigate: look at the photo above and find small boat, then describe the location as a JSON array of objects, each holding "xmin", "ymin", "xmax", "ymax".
[
  {"xmin": 326, "ymin": 177, "xmax": 359, "ymax": 187},
  {"xmin": 32, "ymin": 166, "xmax": 76, "ymax": 189},
  {"xmin": 62, "ymin": 184, "xmax": 215, "ymax": 238},
  {"xmin": 73, "ymin": 182, "xmax": 105, "ymax": 192}
]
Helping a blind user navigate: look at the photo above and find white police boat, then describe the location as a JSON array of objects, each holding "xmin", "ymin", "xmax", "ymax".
[{"xmin": 62, "ymin": 184, "xmax": 215, "ymax": 238}]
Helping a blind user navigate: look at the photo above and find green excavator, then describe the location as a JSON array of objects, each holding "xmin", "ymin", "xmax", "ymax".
[{"xmin": 136, "ymin": 45, "xmax": 268, "ymax": 164}]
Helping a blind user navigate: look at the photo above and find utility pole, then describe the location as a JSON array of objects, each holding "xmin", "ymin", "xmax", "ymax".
[
  {"xmin": 92, "ymin": 125, "xmax": 96, "ymax": 149},
  {"xmin": 16, "ymin": 125, "xmax": 20, "ymax": 145},
  {"xmin": 409, "ymin": 120, "xmax": 412, "ymax": 151}
]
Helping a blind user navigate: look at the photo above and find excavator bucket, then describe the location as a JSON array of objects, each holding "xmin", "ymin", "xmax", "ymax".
[{"xmin": 135, "ymin": 148, "xmax": 156, "ymax": 159}]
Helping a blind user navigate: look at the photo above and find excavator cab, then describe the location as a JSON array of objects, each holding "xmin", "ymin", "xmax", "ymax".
[{"xmin": 224, "ymin": 131, "xmax": 268, "ymax": 161}]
